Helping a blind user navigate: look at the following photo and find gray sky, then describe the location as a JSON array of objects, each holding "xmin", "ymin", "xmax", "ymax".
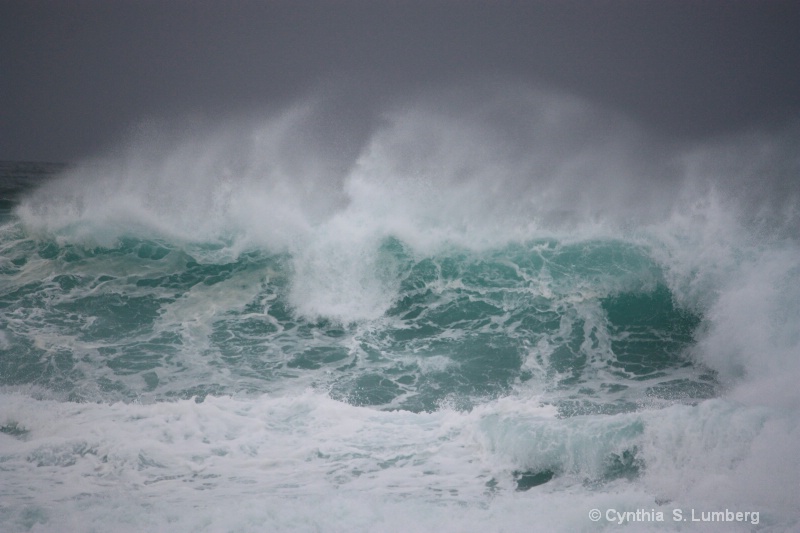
[{"xmin": 2, "ymin": 0, "xmax": 799, "ymax": 162}]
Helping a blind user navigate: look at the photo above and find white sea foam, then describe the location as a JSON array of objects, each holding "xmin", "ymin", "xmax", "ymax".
[{"xmin": 0, "ymin": 391, "xmax": 795, "ymax": 532}]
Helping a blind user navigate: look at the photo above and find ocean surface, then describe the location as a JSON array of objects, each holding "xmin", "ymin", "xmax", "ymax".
[{"xmin": 1, "ymin": 95, "xmax": 799, "ymax": 532}]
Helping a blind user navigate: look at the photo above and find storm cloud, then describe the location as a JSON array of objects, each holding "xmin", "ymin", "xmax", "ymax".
[{"xmin": 2, "ymin": 0, "xmax": 799, "ymax": 162}]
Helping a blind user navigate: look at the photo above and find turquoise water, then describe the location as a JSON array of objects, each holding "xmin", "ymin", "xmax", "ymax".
[
  {"xmin": 1, "ymin": 99, "xmax": 798, "ymax": 532},
  {"xmin": 0, "ymin": 205, "xmax": 710, "ymax": 413}
]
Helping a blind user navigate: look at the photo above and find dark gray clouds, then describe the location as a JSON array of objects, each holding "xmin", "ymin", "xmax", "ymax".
[{"xmin": 2, "ymin": 0, "xmax": 799, "ymax": 162}]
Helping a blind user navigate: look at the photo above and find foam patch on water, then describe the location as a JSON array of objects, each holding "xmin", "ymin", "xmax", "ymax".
[{"xmin": 0, "ymin": 392, "xmax": 796, "ymax": 532}]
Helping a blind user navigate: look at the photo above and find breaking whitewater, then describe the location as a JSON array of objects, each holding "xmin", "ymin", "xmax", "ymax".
[{"xmin": 1, "ymin": 89, "xmax": 799, "ymax": 532}]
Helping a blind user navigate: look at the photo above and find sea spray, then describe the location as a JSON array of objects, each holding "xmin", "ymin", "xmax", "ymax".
[{"xmin": 2, "ymin": 86, "xmax": 799, "ymax": 531}]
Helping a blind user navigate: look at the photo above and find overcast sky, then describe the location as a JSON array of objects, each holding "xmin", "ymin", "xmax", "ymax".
[{"xmin": 2, "ymin": 0, "xmax": 799, "ymax": 162}]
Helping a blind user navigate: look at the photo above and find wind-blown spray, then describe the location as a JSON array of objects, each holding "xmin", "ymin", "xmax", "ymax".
[{"xmin": 2, "ymin": 86, "xmax": 798, "ymax": 532}]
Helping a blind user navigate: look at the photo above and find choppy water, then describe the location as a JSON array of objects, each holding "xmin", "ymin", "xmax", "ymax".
[{"xmin": 1, "ymin": 93, "xmax": 799, "ymax": 532}]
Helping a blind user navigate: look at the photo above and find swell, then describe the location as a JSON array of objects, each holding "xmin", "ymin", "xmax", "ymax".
[
  {"xmin": 4, "ymin": 86, "xmax": 799, "ymax": 413},
  {"xmin": 0, "ymin": 228, "xmax": 712, "ymax": 413}
]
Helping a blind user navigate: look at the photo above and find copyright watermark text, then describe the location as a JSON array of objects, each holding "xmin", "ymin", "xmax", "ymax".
[{"xmin": 589, "ymin": 508, "xmax": 760, "ymax": 525}]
